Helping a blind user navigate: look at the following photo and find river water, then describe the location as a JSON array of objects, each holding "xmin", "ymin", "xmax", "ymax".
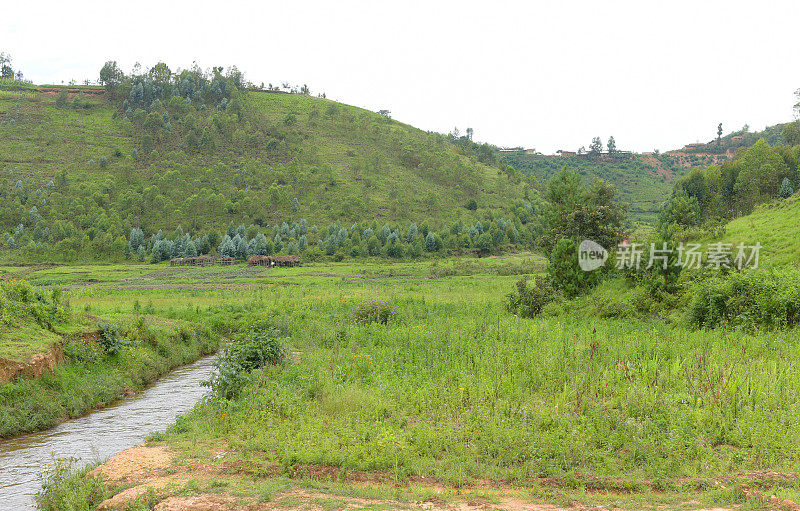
[{"xmin": 0, "ymin": 353, "xmax": 218, "ymax": 510}]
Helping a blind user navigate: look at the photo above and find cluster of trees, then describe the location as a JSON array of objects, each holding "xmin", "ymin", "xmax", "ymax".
[
  {"xmin": 538, "ymin": 168, "xmax": 626, "ymax": 296},
  {"xmin": 138, "ymin": 212, "xmax": 540, "ymax": 263},
  {"xmin": 506, "ymin": 167, "xmax": 627, "ymax": 316},
  {"xmin": 98, "ymin": 61, "xmax": 264, "ymax": 157},
  {"xmin": 577, "ymin": 136, "xmax": 617, "ymax": 158},
  {"xmin": 662, "ymin": 137, "xmax": 799, "ymax": 230},
  {"xmin": 0, "ymin": 52, "xmax": 23, "ymax": 80},
  {"xmin": 0, "ymin": 170, "xmax": 129, "ymax": 260}
]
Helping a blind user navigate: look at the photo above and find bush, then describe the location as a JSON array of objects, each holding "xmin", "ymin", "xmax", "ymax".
[
  {"xmin": 688, "ymin": 269, "xmax": 800, "ymax": 330},
  {"xmin": 97, "ymin": 321, "xmax": 129, "ymax": 354},
  {"xmin": 35, "ymin": 457, "xmax": 107, "ymax": 511},
  {"xmin": 547, "ymin": 238, "xmax": 603, "ymax": 298},
  {"xmin": 353, "ymin": 299, "xmax": 397, "ymax": 325},
  {"xmin": 63, "ymin": 336, "xmax": 104, "ymax": 363},
  {"xmin": 505, "ymin": 276, "xmax": 558, "ymax": 318},
  {"xmin": 204, "ymin": 329, "xmax": 285, "ymax": 400}
]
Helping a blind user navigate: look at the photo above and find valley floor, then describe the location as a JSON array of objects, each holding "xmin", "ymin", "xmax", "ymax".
[{"xmin": 7, "ymin": 254, "xmax": 800, "ymax": 510}]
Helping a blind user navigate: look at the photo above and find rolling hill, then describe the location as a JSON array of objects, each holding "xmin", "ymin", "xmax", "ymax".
[
  {"xmin": 0, "ymin": 78, "xmax": 532, "ymax": 260},
  {"xmin": 502, "ymin": 123, "xmax": 792, "ymax": 224}
]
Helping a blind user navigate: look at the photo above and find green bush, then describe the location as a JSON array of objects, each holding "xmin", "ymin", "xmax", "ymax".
[
  {"xmin": 97, "ymin": 321, "xmax": 130, "ymax": 354},
  {"xmin": 63, "ymin": 336, "xmax": 104, "ymax": 363},
  {"xmin": 689, "ymin": 269, "xmax": 800, "ymax": 330},
  {"xmin": 204, "ymin": 329, "xmax": 286, "ymax": 400},
  {"xmin": 547, "ymin": 238, "xmax": 603, "ymax": 298},
  {"xmin": 505, "ymin": 276, "xmax": 558, "ymax": 318},
  {"xmin": 353, "ymin": 299, "xmax": 397, "ymax": 325},
  {"xmin": 35, "ymin": 457, "xmax": 107, "ymax": 511}
]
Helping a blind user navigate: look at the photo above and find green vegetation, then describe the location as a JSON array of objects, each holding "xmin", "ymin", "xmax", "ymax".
[
  {"xmin": 0, "ymin": 60, "xmax": 533, "ymax": 263},
  {"xmin": 204, "ymin": 328, "xmax": 286, "ymax": 400},
  {"xmin": 55, "ymin": 259, "xmax": 800, "ymax": 487},
  {"xmin": 668, "ymin": 138, "xmax": 799, "ymax": 224},
  {"xmin": 707, "ymin": 194, "xmax": 800, "ymax": 266},
  {"xmin": 5, "ymin": 53, "xmax": 800, "ymax": 510},
  {"xmin": 0, "ymin": 312, "xmax": 219, "ymax": 437},
  {"xmin": 0, "ymin": 279, "xmax": 76, "ymax": 362},
  {"xmin": 502, "ymin": 152, "xmax": 677, "ymax": 223}
]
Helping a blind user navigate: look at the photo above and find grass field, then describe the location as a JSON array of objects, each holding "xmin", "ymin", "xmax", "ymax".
[{"xmin": 15, "ymin": 254, "xmax": 800, "ymax": 509}]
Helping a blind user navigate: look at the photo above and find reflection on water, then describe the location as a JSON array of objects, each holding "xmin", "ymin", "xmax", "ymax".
[{"xmin": 0, "ymin": 353, "xmax": 217, "ymax": 510}]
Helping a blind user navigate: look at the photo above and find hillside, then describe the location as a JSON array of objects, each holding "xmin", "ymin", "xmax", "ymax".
[
  {"xmin": 501, "ymin": 152, "xmax": 686, "ymax": 223},
  {"xmin": 502, "ymin": 123, "xmax": 792, "ymax": 224},
  {"xmin": 0, "ymin": 77, "xmax": 531, "ymax": 260},
  {"xmin": 707, "ymin": 193, "xmax": 800, "ymax": 267}
]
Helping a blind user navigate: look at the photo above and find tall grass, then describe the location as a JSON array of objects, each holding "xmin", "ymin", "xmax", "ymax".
[{"xmin": 157, "ymin": 268, "xmax": 800, "ymax": 483}]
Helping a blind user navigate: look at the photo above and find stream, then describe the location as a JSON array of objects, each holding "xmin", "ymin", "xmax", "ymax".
[{"xmin": 0, "ymin": 352, "xmax": 218, "ymax": 510}]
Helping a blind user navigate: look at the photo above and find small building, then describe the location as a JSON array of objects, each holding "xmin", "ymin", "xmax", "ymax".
[
  {"xmin": 247, "ymin": 255, "xmax": 301, "ymax": 268},
  {"xmin": 273, "ymin": 255, "xmax": 301, "ymax": 267},
  {"xmin": 219, "ymin": 257, "xmax": 236, "ymax": 266}
]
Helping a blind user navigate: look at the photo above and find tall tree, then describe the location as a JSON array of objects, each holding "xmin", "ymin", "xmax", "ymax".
[
  {"xmin": 99, "ymin": 61, "xmax": 124, "ymax": 92},
  {"xmin": 589, "ymin": 137, "xmax": 603, "ymax": 158},
  {"xmin": 607, "ymin": 136, "xmax": 616, "ymax": 157},
  {"xmin": 717, "ymin": 123, "xmax": 723, "ymax": 143}
]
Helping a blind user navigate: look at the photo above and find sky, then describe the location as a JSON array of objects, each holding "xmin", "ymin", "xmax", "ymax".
[{"xmin": 3, "ymin": 0, "xmax": 799, "ymax": 154}]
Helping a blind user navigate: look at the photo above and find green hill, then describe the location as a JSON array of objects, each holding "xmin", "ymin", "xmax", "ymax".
[
  {"xmin": 0, "ymin": 70, "xmax": 533, "ymax": 261},
  {"xmin": 502, "ymin": 123, "xmax": 793, "ymax": 225},
  {"xmin": 709, "ymin": 193, "xmax": 800, "ymax": 267},
  {"xmin": 502, "ymin": 152, "xmax": 687, "ymax": 223}
]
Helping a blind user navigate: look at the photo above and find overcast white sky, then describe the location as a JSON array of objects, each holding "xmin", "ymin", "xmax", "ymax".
[{"xmin": 3, "ymin": 0, "xmax": 799, "ymax": 154}]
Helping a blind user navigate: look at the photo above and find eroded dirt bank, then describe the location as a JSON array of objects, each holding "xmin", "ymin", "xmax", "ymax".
[{"xmin": 86, "ymin": 445, "xmax": 763, "ymax": 511}]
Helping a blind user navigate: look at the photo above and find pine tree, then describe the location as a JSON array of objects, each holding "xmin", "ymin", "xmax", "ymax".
[{"xmin": 779, "ymin": 177, "xmax": 794, "ymax": 199}]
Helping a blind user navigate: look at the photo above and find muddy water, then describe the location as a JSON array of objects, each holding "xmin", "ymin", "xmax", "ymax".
[{"xmin": 0, "ymin": 353, "xmax": 218, "ymax": 510}]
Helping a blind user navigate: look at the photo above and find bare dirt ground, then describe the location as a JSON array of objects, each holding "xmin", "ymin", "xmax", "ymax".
[{"xmin": 85, "ymin": 445, "xmax": 789, "ymax": 511}]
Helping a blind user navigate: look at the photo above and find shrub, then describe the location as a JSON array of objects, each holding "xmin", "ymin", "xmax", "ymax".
[
  {"xmin": 353, "ymin": 299, "xmax": 397, "ymax": 325},
  {"xmin": 63, "ymin": 336, "xmax": 104, "ymax": 363},
  {"xmin": 35, "ymin": 457, "xmax": 107, "ymax": 511},
  {"xmin": 204, "ymin": 329, "xmax": 285, "ymax": 400},
  {"xmin": 97, "ymin": 321, "xmax": 129, "ymax": 354},
  {"xmin": 505, "ymin": 275, "xmax": 558, "ymax": 318},
  {"xmin": 547, "ymin": 238, "xmax": 602, "ymax": 298},
  {"xmin": 688, "ymin": 269, "xmax": 800, "ymax": 330}
]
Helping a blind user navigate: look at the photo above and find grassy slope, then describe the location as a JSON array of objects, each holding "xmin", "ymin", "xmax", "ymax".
[
  {"xmin": 502, "ymin": 153, "xmax": 686, "ymax": 224},
  {"xmin": 0, "ymin": 87, "xmax": 527, "ymax": 237},
  {"xmin": 710, "ymin": 193, "xmax": 800, "ymax": 267}
]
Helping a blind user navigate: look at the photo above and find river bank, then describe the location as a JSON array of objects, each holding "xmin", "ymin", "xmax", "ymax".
[
  {"xmin": 0, "ymin": 351, "xmax": 219, "ymax": 510},
  {"xmin": 0, "ymin": 315, "xmax": 220, "ymax": 438}
]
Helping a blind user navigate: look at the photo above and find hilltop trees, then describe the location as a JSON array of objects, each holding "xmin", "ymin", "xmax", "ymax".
[
  {"xmin": 589, "ymin": 137, "xmax": 603, "ymax": 158},
  {"xmin": 0, "ymin": 52, "xmax": 15, "ymax": 79},
  {"xmin": 99, "ymin": 61, "xmax": 124, "ymax": 93},
  {"xmin": 607, "ymin": 136, "xmax": 616, "ymax": 157}
]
